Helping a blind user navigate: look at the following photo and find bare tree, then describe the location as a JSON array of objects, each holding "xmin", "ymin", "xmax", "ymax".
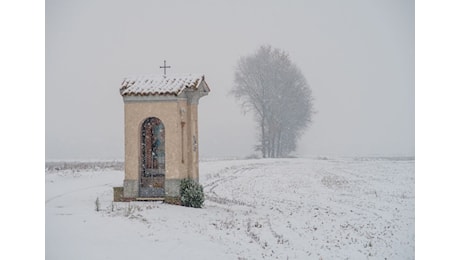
[{"xmin": 231, "ymin": 45, "xmax": 314, "ymax": 158}]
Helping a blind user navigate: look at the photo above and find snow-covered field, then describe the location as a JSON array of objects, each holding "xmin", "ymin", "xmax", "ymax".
[{"xmin": 46, "ymin": 157, "xmax": 414, "ymax": 259}]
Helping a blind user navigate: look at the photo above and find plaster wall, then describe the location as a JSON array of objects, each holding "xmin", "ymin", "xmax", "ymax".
[{"xmin": 123, "ymin": 98, "xmax": 200, "ymax": 197}]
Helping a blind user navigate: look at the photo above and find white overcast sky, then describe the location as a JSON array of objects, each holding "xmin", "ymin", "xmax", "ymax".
[{"xmin": 46, "ymin": 0, "xmax": 414, "ymax": 160}]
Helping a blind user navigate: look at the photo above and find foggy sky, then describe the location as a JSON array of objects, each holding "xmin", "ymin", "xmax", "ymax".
[{"xmin": 46, "ymin": 0, "xmax": 414, "ymax": 161}]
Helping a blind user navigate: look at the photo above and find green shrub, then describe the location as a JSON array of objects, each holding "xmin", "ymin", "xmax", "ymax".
[{"xmin": 180, "ymin": 178, "xmax": 204, "ymax": 208}]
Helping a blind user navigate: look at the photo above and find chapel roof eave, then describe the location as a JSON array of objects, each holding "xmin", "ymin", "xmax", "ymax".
[{"xmin": 119, "ymin": 74, "xmax": 210, "ymax": 97}]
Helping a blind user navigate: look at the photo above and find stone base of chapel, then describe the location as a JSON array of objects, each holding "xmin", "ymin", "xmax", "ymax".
[{"xmin": 114, "ymin": 178, "xmax": 195, "ymax": 203}]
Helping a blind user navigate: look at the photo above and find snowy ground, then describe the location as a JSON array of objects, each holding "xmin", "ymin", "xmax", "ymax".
[{"xmin": 46, "ymin": 157, "xmax": 414, "ymax": 259}]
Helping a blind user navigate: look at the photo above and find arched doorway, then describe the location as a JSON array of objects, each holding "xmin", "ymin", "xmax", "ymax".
[{"xmin": 140, "ymin": 117, "xmax": 165, "ymax": 197}]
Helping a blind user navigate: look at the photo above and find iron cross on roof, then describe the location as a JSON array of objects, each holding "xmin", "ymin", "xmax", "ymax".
[{"xmin": 160, "ymin": 60, "xmax": 171, "ymax": 76}]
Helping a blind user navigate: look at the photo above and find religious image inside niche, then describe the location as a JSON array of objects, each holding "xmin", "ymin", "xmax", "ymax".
[{"xmin": 140, "ymin": 117, "xmax": 165, "ymax": 197}]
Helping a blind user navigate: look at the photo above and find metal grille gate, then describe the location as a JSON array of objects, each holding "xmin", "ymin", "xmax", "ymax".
[{"xmin": 140, "ymin": 117, "xmax": 165, "ymax": 197}]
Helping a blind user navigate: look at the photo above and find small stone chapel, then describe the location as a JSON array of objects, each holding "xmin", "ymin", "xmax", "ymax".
[{"xmin": 117, "ymin": 71, "xmax": 210, "ymax": 201}]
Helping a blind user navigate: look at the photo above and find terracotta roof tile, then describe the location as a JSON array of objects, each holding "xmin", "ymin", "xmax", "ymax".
[{"xmin": 120, "ymin": 74, "xmax": 205, "ymax": 96}]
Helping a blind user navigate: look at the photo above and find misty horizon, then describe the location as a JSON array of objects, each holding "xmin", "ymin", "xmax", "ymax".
[{"xmin": 46, "ymin": 0, "xmax": 414, "ymax": 161}]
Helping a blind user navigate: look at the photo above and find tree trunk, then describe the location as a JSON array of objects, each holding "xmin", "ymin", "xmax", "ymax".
[
  {"xmin": 261, "ymin": 115, "xmax": 267, "ymax": 158},
  {"xmin": 276, "ymin": 130, "xmax": 282, "ymax": 158},
  {"xmin": 270, "ymin": 130, "xmax": 275, "ymax": 158}
]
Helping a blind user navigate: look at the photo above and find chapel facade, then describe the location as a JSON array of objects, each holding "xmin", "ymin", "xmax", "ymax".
[{"xmin": 118, "ymin": 74, "xmax": 210, "ymax": 200}]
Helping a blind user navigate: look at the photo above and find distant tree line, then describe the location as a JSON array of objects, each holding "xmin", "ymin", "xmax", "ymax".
[
  {"xmin": 231, "ymin": 45, "xmax": 314, "ymax": 158},
  {"xmin": 45, "ymin": 161, "xmax": 124, "ymax": 173}
]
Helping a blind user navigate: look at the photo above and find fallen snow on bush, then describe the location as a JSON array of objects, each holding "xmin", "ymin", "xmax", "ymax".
[{"xmin": 46, "ymin": 158, "xmax": 414, "ymax": 259}]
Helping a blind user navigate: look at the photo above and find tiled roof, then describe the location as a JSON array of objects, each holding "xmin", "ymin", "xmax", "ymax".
[{"xmin": 120, "ymin": 74, "xmax": 205, "ymax": 96}]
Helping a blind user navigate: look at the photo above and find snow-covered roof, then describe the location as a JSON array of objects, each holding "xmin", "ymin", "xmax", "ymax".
[{"xmin": 120, "ymin": 74, "xmax": 208, "ymax": 96}]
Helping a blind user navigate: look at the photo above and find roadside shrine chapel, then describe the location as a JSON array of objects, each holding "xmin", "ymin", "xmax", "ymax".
[{"xmin": 118, "ymin": 69, "xmax": 210, "ymax": 201}]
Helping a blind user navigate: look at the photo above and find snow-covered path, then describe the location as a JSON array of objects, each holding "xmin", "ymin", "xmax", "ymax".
[{"xmin": 46, "ymin": 158, "xmax": 414, "ymax": 259}]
